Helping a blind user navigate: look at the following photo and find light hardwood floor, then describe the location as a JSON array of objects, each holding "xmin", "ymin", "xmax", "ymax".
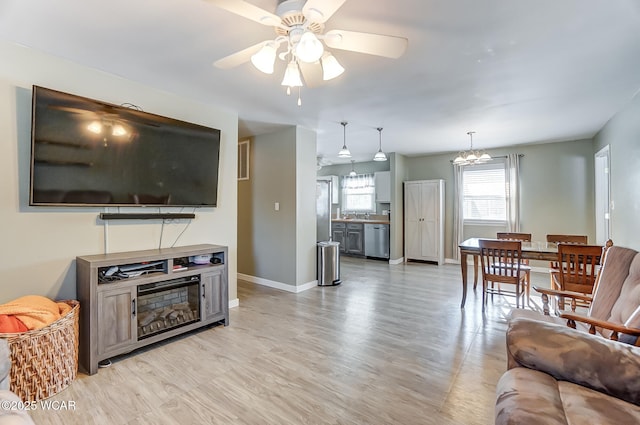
[{"xmin": 30, "ymin": 258, "xmax": 549, "ymax": 425}]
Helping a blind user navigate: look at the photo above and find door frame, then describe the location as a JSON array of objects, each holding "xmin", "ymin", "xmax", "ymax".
[{"xmin": 594, "ymin": 145, "xmax": 611, "ymax": 244}]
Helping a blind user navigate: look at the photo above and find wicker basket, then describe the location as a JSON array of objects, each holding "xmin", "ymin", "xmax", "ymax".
[{"xmin": 0, "ymin": 299, "xmax": 79, "ymax": 401}]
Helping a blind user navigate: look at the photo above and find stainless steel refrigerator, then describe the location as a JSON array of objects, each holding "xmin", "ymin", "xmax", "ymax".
[
  {"xmin": 316, "ymin": 179, "xmax": 341, "ymax": 285},
  {"xmin": 316, "ymin": 179, "xmax": 332, "ymax": 242}
]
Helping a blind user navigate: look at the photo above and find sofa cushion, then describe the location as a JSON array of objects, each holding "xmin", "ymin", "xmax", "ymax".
[
  {"xmin": 558, "ymin": 381, "xmax": 640, "ymax": 424},
  {"xmin": 507, "ymin": 317, "xmax": 640, "ymax": 406},
  {"xmin": 495, "ymin": 368, "xmax": 568, "ymax": 425}
]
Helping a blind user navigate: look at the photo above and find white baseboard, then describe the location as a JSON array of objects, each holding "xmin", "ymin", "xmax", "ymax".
[
  {"xmin": 228, "ymin": 298, "xmax": 239, "ymax": 309},
  {"xmin": 445, "ymin": 258, "xmax": 458, "ymax": 264},
  {"xmin": 389, "ymin": 257, "xmax": 404, "ymax": 265},
  {"xmin": 237, "ymin": 273, "xmax": 317, "ymax": 293}
]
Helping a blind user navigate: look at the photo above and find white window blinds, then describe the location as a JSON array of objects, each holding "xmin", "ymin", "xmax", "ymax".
[{"xmin": 462, "ymin": 162, "xmax": 507, "ymax": 222}]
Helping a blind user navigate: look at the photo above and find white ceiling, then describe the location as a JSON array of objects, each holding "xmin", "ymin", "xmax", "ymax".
[{"xmin": 2, "ymin": 0, "xmax": 640, "ymax": 164}]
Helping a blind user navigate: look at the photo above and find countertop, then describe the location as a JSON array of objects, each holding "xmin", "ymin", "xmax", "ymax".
[{"xmin": 332, "ymin": 218, "xmax": 390, "ymax": 225}]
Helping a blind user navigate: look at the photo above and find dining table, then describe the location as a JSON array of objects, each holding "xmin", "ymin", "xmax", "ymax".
[{"xmin": 458, "ymin": 237, "xmax": 559, "ymax": 308}]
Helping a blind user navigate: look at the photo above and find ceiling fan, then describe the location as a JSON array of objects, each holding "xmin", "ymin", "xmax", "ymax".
[{"xmin": 208, "ymin": 0, "xmax": 408, "ymax": 97}]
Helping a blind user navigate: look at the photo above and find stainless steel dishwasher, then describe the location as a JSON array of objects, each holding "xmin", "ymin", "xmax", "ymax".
[{"xmin": 364, "ymin": 223, "xmax": 390, "ymax": 259}]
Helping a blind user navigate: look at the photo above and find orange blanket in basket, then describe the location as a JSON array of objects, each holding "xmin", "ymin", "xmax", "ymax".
[{"xmin": 0, "ymin": 295, "xmax": 71, "ymax": 331}]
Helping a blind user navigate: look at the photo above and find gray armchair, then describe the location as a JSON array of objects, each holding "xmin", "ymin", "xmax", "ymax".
[{"xmin": 496, "ymin": 317, "xmax": 640, "ymax": 424}]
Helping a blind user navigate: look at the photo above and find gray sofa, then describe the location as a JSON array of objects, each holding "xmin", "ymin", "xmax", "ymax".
[{"xmin": 495, "ymin": 317, "xmax": 640, "ymax": 424}]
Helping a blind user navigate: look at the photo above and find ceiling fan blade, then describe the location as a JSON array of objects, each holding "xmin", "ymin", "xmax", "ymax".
[
  {"xmin": 213, "ymin": 41, "xmax": 267, "ymax": 69},
  {"xmin": 298, "ymin": 61, "xmax": 323, "ymax": 88},
  {"xmin": 204, "ymin": 0, "xmax": 282, "ymax": 27},
  {"xmin": 302, "ymin": 0, "xmax": 347, "ymax": 24},
  {"xmin": 324, "ymin": 30, "xmax": 408, "ymax": 59}
]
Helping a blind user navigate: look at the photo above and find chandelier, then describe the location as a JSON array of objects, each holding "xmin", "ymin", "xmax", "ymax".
[
  {"xmin": 250, "ymin": 27, "xmax": 344, "ymax": 106},
  {"xmin": 453, "ymin": 131, "xmax": 491, "ymax": 165}
]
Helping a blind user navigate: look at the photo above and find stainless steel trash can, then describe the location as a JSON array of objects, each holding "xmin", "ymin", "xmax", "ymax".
[{"xmin": 317, "ymin": 241, "xmax": 342, "ymax": 286}]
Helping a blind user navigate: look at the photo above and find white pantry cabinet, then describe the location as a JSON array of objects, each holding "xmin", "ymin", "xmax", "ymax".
[{"xmin": 404, "ymin": 179, "xmax": 444, "ymax": 265}]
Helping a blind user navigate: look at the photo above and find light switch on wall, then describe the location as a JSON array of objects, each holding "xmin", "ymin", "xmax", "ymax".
[{"xmin": 274, "ymin": 202, "xmax": 280, "ymax": 211}]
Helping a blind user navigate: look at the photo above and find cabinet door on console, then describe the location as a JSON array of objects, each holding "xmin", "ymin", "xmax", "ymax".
[
  {"xmin": 97, "ymin": 287, "xmax": 137, "ymax": 356},
  {"xmin": 201, "ymin": 269, "xmax": 228, "ymax": 324}
]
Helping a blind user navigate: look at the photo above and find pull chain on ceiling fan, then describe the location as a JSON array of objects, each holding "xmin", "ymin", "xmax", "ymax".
[{"xmin": 208, "ymin": 0, "xmax": 408, "ymax": 105}]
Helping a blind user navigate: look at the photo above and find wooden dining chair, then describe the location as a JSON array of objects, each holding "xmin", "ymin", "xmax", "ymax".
[
  {"xmin": 551, "ymin": 243, "xmax": 604, "ymax": 311},
  {"xmin": 497, "ymin": 232, "xmax": 532, "ymax": 242},
  {"xmin": 546, "ymin": 234, "xmax": 588, "ymax": 292},
  {"xmin": 496, "ymin": 232, "xmax": 532, "ymax": 302},
  {"xmin": 479, "ymin": 239, "xmax": 529, "ymax": 310}
]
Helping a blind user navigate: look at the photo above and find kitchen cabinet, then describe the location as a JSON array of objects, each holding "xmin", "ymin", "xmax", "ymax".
[
  {"xmin": 375, "ymin": 171, "xmax": 391, "ymax": 203},
  {"xmin": 346, "ymin": 222, "xmax": 365, "ymax": 256},
  {"xmin": 404, "ymin": 179, "xmax": 444, "ymax": 264},
  {"xmin": 332, "ymin": 222, "xmax": 346, "ymax": 253}
]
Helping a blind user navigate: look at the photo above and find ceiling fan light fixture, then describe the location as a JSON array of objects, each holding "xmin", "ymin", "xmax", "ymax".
[
  {"xmin": 321, "ymin": 52, "xmax": 344, "ymax": 80},
  {"xmin": 250, "ymin": 42, "xmax": 277, "ymax": 74},
  {"xmin": 281, "ymin": 61, "xmax": 303, "ymax": 87},
  {"xmin": 295, "ymin": 30, "xmax": 324, "ymax": 63}
]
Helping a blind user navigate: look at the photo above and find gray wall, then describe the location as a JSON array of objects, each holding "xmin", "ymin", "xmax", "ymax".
[
  {"xmin": 317, "ymin": 138, "xmax": 596, "ymax": 262},
  {"xmin": 594, "ymin": 93, "xmax": 640, "ymax": 251},
  {"xmin": 295, "ymin": 126, "xmax": 318, "ymax": 285},
  {"xmin": 404, "ymin": 138, "xmax": 596, "ymax": 259},
  {"xmin": 238, "ymin": 126, "xmax": 317, "ymax": 288},
  {"xmin": 0, "ymin": 41, "xmax": 239, "ymax": 303},
  {"xmin": 389, "ymin": 153, "xmax": 407, "ymax": 261}
]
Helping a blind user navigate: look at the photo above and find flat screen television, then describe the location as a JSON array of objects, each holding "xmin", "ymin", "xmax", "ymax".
[{"xmin": 29, "ymin": 86, "xmax": 221, "ymax": 207}]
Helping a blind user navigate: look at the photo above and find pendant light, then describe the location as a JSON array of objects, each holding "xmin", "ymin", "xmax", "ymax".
[
  {"xmin": 453, "ymin": 131, "xmax": 492, "ymax": 165},
  {"xmin": 349, "ymin": 160, "xmax": 357, "ymax": 176},
  {"xmin": 337, "ymin": 121, "xmax": 351, "ymax": 158},
  {"xmin": 373, "ymin": 127, "xmax": 388, "ymax": 161}
]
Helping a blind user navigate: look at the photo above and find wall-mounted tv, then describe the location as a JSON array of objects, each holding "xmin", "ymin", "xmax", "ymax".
[{"xmin": 29, "ymin": 86, "xmax": 221, "ymax": 207}]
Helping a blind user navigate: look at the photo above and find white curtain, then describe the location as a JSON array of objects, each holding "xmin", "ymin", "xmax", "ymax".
[
  {"xmin": 506, "ymin": 153, "xmax": 521, "ymax": 232},
  {"xmin": 452, "ymin": 164, "xmax": 464, "ymax": 261},
  {"xmin": 341, "ymin": 173, "xmax": 375, "ymax": 189},
  {"xmin": 341, "ymin": 173, "xmax": 376, "ymax": 212}
]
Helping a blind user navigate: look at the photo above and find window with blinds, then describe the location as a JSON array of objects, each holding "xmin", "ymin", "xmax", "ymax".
[
  {"xmin": 462, "ymin": 161, "xmax": 507, "ymax": 223},
  {"xmin": 341, "ymin": 173, "xmax": 375, "ymax": 212}
]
